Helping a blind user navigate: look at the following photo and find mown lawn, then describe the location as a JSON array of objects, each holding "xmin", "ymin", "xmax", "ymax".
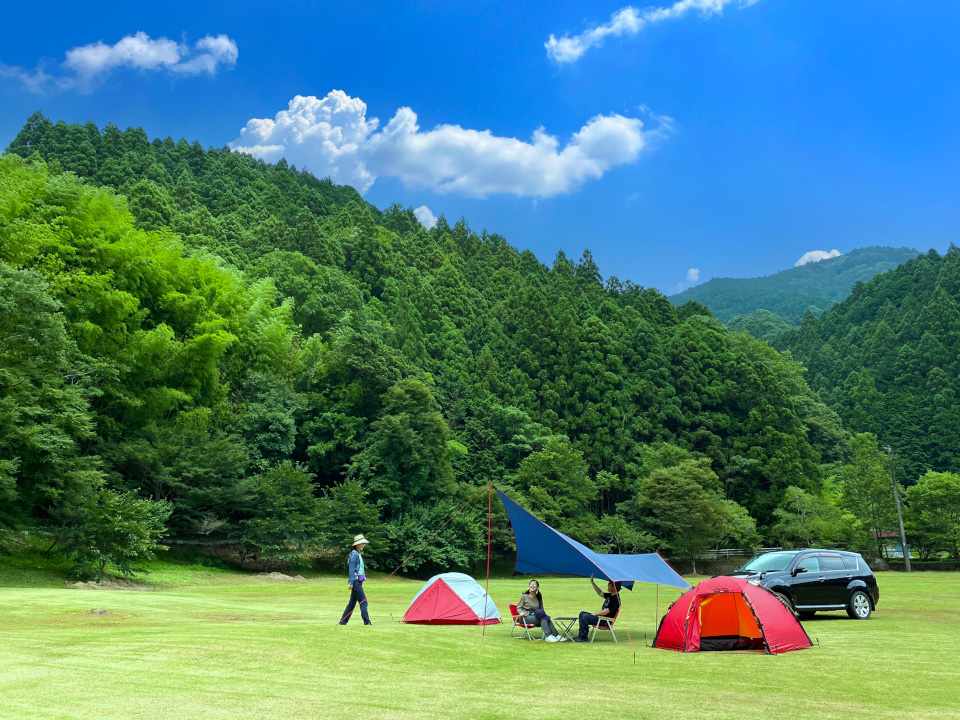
[{"xmin": 0, "ymin": 567, "xmax": 958, "ymax": 720}]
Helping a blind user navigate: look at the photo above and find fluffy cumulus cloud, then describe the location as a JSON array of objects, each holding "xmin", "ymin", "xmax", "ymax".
[
  {"xmin": 0, "ymin": 32, "xmax": 237, "ymax": 93},
  {"xmin": 676, "ymin": 267, "xmax": 700, "ymax": 293},
  {"xmin": 414, "ymin": 205, "xmax": 439, "ymax": 230},
  {"xmin": 546, "ymin": 0, "xmax": 761, "ymax": 63},
  {"xmin": 231, "ymin": 91, "xmax": 659, "ymax": 198},
  {"xmin": 795, "ymin": 249, "xmax": 842, "ymax": 267}
]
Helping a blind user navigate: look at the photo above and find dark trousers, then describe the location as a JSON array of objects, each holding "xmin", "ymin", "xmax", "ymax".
[
  {"xmin": 533, "ymin": 608, "xmax": 558, "ymax": 637},
  {"xmin": 578, "ymin": 611, "xmax": 599, "ymax": 639},
  {"xmin": 339, "ymin": 581, "xmax": 371, "ymax": 625}
]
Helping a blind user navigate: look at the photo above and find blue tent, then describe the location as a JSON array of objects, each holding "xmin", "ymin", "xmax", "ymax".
[{"xmin": 496, "ymin": 489, "xmax": 690, "ymax": 590}]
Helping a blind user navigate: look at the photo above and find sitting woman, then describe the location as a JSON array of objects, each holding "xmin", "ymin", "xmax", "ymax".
[{"xmin": 516, "ymin": 579, "xmax": 565, "ymax": 642}]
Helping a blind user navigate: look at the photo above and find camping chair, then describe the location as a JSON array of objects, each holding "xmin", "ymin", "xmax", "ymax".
[
  {"xmin": 508, "ymin": 605, "xmax": 541, "ymax": 640},
  {"xmin": 588, "ymin": 609, "xmax": 620, "ymax": 643}
]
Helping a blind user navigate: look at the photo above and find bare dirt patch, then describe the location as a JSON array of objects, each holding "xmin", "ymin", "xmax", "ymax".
[
  {"xmin": 255, "ymin": 572, "xmax": 306, "ymax": 582},
  {"xmin": 201, "ymin": 614, "xmax": 303, "ymax": 623},
  {"xmin": 65, "ymin": 578, "xmax": 154, "ymax": 591}
]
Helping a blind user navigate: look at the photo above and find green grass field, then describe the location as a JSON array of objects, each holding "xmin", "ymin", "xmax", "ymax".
[{"xmin": 1, "ymin": 565, "xmax": 958, "ymax": 720}]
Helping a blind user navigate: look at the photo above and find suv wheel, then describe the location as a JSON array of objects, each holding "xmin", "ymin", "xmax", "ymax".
[{"xmin": 847, "ymin": 590, "xmax": 872, "ymax": 620}]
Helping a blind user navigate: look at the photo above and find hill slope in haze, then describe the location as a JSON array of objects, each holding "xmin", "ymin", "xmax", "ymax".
[{"xmin": 670, "ymin": 246, "xmax": 921, "ymax": 324}]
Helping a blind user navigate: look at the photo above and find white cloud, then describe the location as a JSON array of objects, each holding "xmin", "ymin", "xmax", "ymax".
[
  {"xmin": 546, "ymin": 0, "xmax": 760, "ymax": 63},
  {"xmin": 0, "ymin": 32, "xmax": 237, "ymax": 93},
  {"xmin": 170, "ymin": 34, "xmax": 238, "ymax": 75},
  {"xmin": 675, "ymin": 267, "xmax": 701, "ymax": 293},
  {"xmin": 64, "ymin": 32, "xmax": 181, "ymax": 77},
  {"xmin": 0, "ymin": 63, "xmax": 55, "ymax": 94},
  {"xmin": 231, "ymin": 90, "xmax": 664, "ymax": 198},
  {"xmin": 795, "ymin": 249, "xmax": 842, "ymax": 267},
  {"xmin": 414, "ymin": 205, "xmax": 438, "ymax": 230}
]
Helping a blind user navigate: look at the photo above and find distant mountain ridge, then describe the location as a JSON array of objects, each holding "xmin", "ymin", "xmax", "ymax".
[{"xmin": 669, "ymin": 246, "xmax": 921, "ymax": 324}]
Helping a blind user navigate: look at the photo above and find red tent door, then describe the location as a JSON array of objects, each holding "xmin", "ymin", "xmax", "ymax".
[
  {"xmin": 403, "ymin": 578, "xmax": 481, "ymax": 624},
  {"xmin": 690, "ymin": 592, "xmax": 766, "ymax": 652}
]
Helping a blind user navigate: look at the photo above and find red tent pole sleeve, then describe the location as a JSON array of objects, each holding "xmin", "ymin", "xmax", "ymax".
[{"xmin": 482, "ymin": 481, "xmax": 492, "ymax": 637}]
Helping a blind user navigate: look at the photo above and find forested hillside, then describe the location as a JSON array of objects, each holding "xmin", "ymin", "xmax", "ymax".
[
  {"xmin": 670, "ymin": 246, "xmax": 920, "ymax": 324},
  {"xmin": 4, "ymin": 113, "xmax": 953, "ymax": 575},
  {"xmin": 777, "ymin": 248, "xmax": 960, "ymax": 485}
]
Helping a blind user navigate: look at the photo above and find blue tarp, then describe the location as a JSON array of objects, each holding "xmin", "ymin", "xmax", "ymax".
[{"xmin": 496, "ymin": 488, "xmax": 690, "ymax": 590}]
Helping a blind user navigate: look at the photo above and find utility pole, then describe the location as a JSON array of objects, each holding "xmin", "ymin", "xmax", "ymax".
[{"xmin": 884, "ymin": 446, "xmax": 911, "ymax": 572}]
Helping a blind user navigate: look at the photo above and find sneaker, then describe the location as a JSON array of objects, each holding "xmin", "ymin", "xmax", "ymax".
[
  {"xmin": 571, "ymin": 636, "xmax": 588, "ymax": 643},
  {"xmin": 557, "ymin": 636, "xmax": 569, "ymax": 642},
  {"xmin": 545, "ymin": 634, "xmax": 559, "ymax": 642}
]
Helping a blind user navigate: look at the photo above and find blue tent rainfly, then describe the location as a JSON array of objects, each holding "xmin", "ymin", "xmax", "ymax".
[{"xmin": 496, "ymin": 489, "xmax": 690, "ymax": 590}]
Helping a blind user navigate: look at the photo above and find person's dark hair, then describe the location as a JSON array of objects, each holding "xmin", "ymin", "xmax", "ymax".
[{"xmin": 609, "ymin": 581, "xmax": 622, "ymax": 593}]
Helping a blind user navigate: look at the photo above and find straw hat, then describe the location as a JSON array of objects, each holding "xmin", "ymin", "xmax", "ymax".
[{"xmin": 352, "ymin": 534, "xmax": 369, "ymax": 548}]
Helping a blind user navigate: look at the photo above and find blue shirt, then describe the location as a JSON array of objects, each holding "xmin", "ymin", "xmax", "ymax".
[{"xmin": 347, "ymin": 549, "xmax": 365, "ymax": 584}]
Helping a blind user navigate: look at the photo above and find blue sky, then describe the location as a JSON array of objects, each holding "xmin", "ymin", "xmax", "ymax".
[{"xmin": 2, "ymin": 1, "xmax": 959, "ymax": 294}]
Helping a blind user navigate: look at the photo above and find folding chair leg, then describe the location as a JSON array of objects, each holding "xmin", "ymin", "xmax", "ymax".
[{"xmin": 512, "ymin": 622, "xmax": 539, "ymax": 640}]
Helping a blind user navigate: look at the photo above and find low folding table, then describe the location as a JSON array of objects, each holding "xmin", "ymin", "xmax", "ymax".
[{"xmin": 555, "ymin": 617, "xmax": 579, "ymax": 641}]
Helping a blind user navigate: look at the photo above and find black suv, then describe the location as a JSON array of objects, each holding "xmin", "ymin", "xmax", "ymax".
[{"xmin": 727, "ymin": 549, "xmax": 879, "ymax": 620}]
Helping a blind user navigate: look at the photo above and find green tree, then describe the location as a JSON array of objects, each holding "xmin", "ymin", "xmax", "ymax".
[
  {"xmin": 241, "ymin": 463, "xmax": 326, "ymax": 564},
  {"xmin": 318, "ymin": 479, "xmax": 382, "ymax": 556},
  {"xmin": 513, "ymin": 436, "xmax": 597, "ymax": 540},
  {"xmin": 0, "ymin": 262, "xmax": 102, "ymax": 528},
  {"xmin": 69, "ymin": 488, "xmax": 172, "ymax": 580},
  {"xmin": 906, "ymin": 471, "xmax": 960, "ymax": 559},
  {"xmin": 839, "ymin": 434, "xmax": 897, "ymax": 557},
  {"xmin": 384, "ymin": 502, "xmax": 483, "ymax": 572},
  {"xmin": 348, "ymin": 378, "xmax": 456, "ymax": 517},
  {"xmin": 632, "ymin": 459, "xmax": 737, "ymax": 573},
  {"xmin": 769, "ymin": 486, "xmax": 862, "ymax": 549}
]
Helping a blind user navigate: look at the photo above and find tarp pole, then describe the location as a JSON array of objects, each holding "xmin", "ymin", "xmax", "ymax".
[
  {"xmin": 655, "ymin": 584, "xmax": 659, "ymax": 635},
  {"xmin": 482, "ymin": 481, "xmax": 492, "ymax": 637}
]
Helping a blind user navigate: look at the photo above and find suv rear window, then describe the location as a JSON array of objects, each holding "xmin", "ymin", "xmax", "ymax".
[
  {"xmin": 820, "ymin": 555, "xmax": 845, "ymax": 571},
  {"xmin": 842, "ymin": 555, "xmax": 859, "ymax": 571}
]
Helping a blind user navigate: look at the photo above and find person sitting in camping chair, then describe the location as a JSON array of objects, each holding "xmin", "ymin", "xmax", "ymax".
[
  {"xmin": 571, "ymin": 574, "xmax": 621, "ymax": 642},
  {"xmin": 515, "ymin": 579, "xmax": 564, "ymax": 642}
]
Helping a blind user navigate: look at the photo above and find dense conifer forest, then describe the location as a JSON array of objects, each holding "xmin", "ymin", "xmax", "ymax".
[
  {"xmin": 777, "ymin": 250, "xmax": 960, "ymax": 484},
  {"xmin": 2, "ymin": 113, "xmax": 958, "ymax": 575}
]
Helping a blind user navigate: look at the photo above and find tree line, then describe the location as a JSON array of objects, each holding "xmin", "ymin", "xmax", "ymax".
[{"xmin": 1, "ymin": 114, "xmax": 956, "ymax": 578}]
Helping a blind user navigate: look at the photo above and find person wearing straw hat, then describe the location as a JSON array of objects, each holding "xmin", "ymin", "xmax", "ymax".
[{"xmin": 338, "ymin": 534, "xmax": 372, "ymax": 626}]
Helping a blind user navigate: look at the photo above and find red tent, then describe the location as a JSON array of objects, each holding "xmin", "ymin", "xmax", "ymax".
[
  {"xmin": 653, "ymin": 576, "xmax": 812, "ymax": 654},
  {"xmin": 402, "ymin": 573, "xmax": 501, "ymax": 626}
]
